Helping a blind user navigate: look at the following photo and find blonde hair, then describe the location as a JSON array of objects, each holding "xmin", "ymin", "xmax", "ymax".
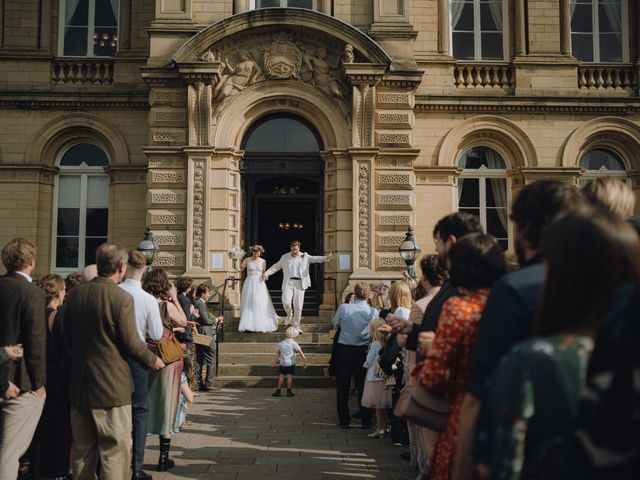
[
  {"xmin": 285, "ymin": 326, "xmax": 299, "ymax": 339},
  {"xmin": 1, "ymin": 238, "xmax": 37, "ymax": 272},
  {"xmin": 582, "ymin": 177, "xmax": 635, "ymax": 219},
  {"xmin": 370, "ymin": 293, "xmax": 385, "ymax": 311},
  {"xmin": 368, "ymin": 317, "xmax": 388, "ymax": 345},
  {"xmin": 389, "ymin": 281, "xmax": 412, "ymax": 311}
]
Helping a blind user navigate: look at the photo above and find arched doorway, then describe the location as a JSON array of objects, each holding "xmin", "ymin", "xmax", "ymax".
[{"xmin": 241, "ymin": 114, "xmax": 324, "ymax": 315}]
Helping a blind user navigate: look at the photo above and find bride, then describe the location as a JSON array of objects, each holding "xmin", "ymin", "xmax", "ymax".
[{"xmin": 238, "ymin": 245, "xmax": 279, "ymax": 332}]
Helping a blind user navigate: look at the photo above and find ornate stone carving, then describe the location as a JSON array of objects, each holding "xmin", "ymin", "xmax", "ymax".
[
  {"xmin": 152, "ymin": 253, "xmax": 185, "ymax": 268},
  {"xmin": 150, "ymin": 171, "xmax": 185, "ymax": 184},
  {"xmin": 342, "ymin": 44, "xmax": 355, "ymax": 64},
  {"xmin": 199, "ymin": 48, "xmax": 220, "ymax": 62},
  {"xmin": 149, "ymin": 190, "xmax": 186, "ymax": 205},
  {"xmin": 214, "ymin": 50, "xmax": 264, "ymax": 100},
  {"xmin": 376, "ymin": 233, "xmax": 406, "ymax": 248},
  {"xmin": 375, "ymin": 158, "xmax": 414, "ymax": 168},
  {"xmin": 148, "ymin": 158, "xmax": 185, "ymax": 168},
  {"xmin": 377, "ymin": 213, "xmax": 411, "ymax": 227},
  {"xmin": 152, "ymin": 111, "xmax": 186, "ymax": 123},
  {"xmin": 189, "ymin": 82, "xmax": 212, "ymax": 146},
  {"xmin": 152, "ymin": 131, "xmax": 186, "ymax": 144},
  {"xmin": 377, "ymin": 112, "xmax": 412, "ymax": 128},
  {"xmin": 376, "ymin": 192, "xmax": 413, "ymax": 209},
  {"xmin": 264, "ymin": 32, "xmax": 302, "ymax": 79},
  {"xmin": 376, "ymin": 173, "xmax": 412, "ymax": 189},
  {"xmin": 191, "ymin": 159, "xmax": 206, "ymax": 268},
  {"xmin": 353, "ymin": 84, "xmax": 373, "ymax": 147},
  {"xmin": 358, "ymin": 164, "xmax": 370, "ymax": 268},
  {"xmin": 149, "ymin": 212, "xmax": 185, "ymax": 226},
  {"xmin": 376, "ymin": 132, "xmax": 412, "ymax": 147},
  {"xmin": 151, "ymin": 90, "xmax": 186, "ymax": 105},
  {"xmin": 376, "ymin": 255, "xmax": 407, "ymax": 270},
  {"xmin": 377, "ymin": 92, "xmax": 412, "ymax": 108},
  {"xmin": 154, "ymin": 233, "xmax": 185, "ymax": 247}
]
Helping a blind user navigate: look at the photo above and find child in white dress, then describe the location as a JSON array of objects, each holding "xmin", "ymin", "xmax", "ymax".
[{"xmin": 361, "ymin": 317, "xmax": 392, "ymax": 438}]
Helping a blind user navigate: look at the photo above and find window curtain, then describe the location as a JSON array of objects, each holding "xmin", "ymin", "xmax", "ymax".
[
  {"xmin": 109, "ymin": 0, "xmax": 120, "ymax": 23},
  {"xmin": 570, "ymin": 0, "xmax": 577, "ymax": 15},
  {"xmin": 485, "ymin": 149, "xmax": 508, "ymax": 231},
  {"xmin": 458, "ymin": 155, "xmax": 467, "ymax": 203},
  {"xmin": 488, "ymin": 0, "xmax": 503, "ymax": 30},
  {"xmin": 451, "ymin": 1, "xmax": 465, "ymax": 30},
  {"xmin": 601, "ymin": 1, "xmax": 622, "ymax": 42},
  {"xmin": 65, "ymin": 0, "xmax": 82, "ymax": 30}
]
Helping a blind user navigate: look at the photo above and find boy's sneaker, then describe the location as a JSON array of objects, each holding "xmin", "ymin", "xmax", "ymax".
[
  {"xmin": 272, "ymin": 390, "xmax": 281, "ymax": 397},
  {"xmin": 286, "ymin": 390, "xmax": 295, "ymax": 397}
]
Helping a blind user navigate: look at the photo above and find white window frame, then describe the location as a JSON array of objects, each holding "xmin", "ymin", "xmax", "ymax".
[
  {"xmin": 250, "ymin": 0, "xmax": 317, "ymax": 9},
  {"xmin": 451, "ymin": 0, "xmax": 509, "ymax": 62},
  {"xmin": 58, "ymin": 0, "xmax": 120, "ymax": 57},
  {"xmin": 51, "ymin": 145, "xmax": 110, "ymax": 274},
  {"xmin": 458, "ymin": 162, "xmax": 512, "ymax": 250},
  {"xmin": 578, "ymin": 147, "xmax": 630, "ymax": 185},
  {"xmin": 571, "ymin": 0, "xmax": 629, "ymax": 63}
]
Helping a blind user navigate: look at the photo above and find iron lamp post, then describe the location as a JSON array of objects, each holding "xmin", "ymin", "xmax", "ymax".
[
  {"xmin": 399, "ymin": 226, "xmax": 421, "ymax": 278},
  {"xmin": 136, "ymin": 226, "xmax": 160, "ymax": 269}
]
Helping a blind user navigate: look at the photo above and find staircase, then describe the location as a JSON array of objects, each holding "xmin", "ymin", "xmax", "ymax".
[{"xmin": 214, "ymin": 316, "xmax": 336, "ymax": 388}]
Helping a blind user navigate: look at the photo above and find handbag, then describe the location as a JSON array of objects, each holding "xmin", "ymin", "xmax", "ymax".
[
  {"xmin": 394, "ymin": 382, "xmax": 451, "ymax": 432},
  {"xmin": 147, "ymin": 301, "xmax": 184, "ymax": 365},
  {"xmin": 192, "ymin": 332, "xmax": 213, "ymax": 347}
]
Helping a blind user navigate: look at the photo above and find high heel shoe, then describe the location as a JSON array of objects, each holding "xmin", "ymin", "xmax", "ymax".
[{"xmin": 367, "ymin": 429, "xmax": 387, "ymax": 439}]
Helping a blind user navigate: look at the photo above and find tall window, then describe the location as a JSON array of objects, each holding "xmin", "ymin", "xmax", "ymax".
[
  {"xmin": 451, "ymin": 0, "xmax": 505, "ymax": 61},
  {"xmin": 61, "ymin": 0, "xmax": 119, "ymax": 57},
  {"xmin": 458, "ymin": 147, "xmax": 509, "ymax": 249},
  {"xmin": 251, "ymin": 0, "xmax": 317, "ymax": 9},
  {"xmin": 53, "ymin": 144, "xmax": 109, "ymax": 271},
  {"xmin": 571, "ymin": 0, "xmax": 627, "ymax": 62},
  {"xmin": 579, "ymin": 147, "xmax": 628, "ymax": 184}
]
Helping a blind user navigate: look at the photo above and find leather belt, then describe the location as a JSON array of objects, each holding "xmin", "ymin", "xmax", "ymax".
[{"xmin": 290, "ymin": 277, "xmax": 301, "ymax": 280}]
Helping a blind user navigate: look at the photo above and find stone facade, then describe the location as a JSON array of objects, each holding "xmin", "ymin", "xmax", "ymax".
[{"xmin": 1, "ymin": 0, "xmax": 639, "ymax": 312}]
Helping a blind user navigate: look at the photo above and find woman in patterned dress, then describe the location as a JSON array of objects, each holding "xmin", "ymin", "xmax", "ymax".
[
  {"xmin": 413, "ymin": 233, "xmax": 507, "ymax": 480},
  {"xmin": 473, "ymin": 208, "xmax": 640, "ymax": 479}
]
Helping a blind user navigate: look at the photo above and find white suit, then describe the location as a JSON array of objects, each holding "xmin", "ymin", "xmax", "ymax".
[{"xmin": 265, "ymin": 252, "xmax": 328, "ymax": 328}]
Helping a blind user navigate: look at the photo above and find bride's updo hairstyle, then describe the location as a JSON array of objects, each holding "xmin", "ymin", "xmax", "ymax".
[{"xmin": 249, "ymin": 245, "xmax": 265, "ymax": 255}]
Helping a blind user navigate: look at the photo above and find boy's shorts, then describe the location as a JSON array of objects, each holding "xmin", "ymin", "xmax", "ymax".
[{"xmin": 279, "ymin": 365, "xmax": 296, "ymax": 375}]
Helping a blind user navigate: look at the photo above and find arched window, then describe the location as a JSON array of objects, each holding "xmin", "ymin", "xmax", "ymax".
[
  {"xmin": 451, "ymin": 0, "xmax": 507, "ymax": 61},
  {"xmin": 60, "ymin": 0, "xmax": 119, "ymax": 57},
  {"xmin": 251, "ymin": 0, "xmax": 317, "ymax": 9},
  {"xmin": 458, "ymin": 147, "xmax": 509, "ymax": 249},
  {"xmin": 579, "ymin": 147, "xmax": 628, "ymax": 185},
  {"xmin": 243, "ymin": 115, "xmax": 322, "ymax": 153},
  {"xmin": 571, "ymin": 0, "xmax": 628, "ymax": 62},
  {"xmin": 53, "ymin": 143, "xmax": 109, "ymax": 270}
]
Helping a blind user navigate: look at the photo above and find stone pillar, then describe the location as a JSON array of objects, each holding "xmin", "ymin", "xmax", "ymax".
[
  {"xmin": 515, "ymin": 0, "xmax": 527, "ymax": 56},
  {"xmin": 369, "ymin": 0, "xmax": 417, "ymax": 69},
  {"xmin": 118, "ymin": 0, "xmax": 132, "ymax": 51},
  {"xmin": 38, "ymin": 0, "xmax": 51, "ymax": 52},
  {"xmin": 349, "ymin": 147, "xmax": 378, "ymax": 276},
  {"xmin": 438, "ymin": 0, "xmax": 450, "ymax": 55},
  {"xmin": 560, "ymin": 0, "xmax": 572, "ymax": 56}
]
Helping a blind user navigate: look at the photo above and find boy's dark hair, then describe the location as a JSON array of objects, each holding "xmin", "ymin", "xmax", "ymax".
[
  {"xmin": 195, "ymin": 283, "xmax": 210, "ymax": 298},
  {"xmin": 448, "ymin": 233, "xmax": 507, "ymax": 289},
  {"xmin": 433, "ymin": 213, "xmax": 483, "ymax": 241},
  {"xmin": 419, "ymin": 254, "xmax": 449, "ymax": 287},
  {"xmin": 176, "ymin": 276, "xmax": 193, "ymax": 293},
  {"xmin": 510, "ymin": 180, "xmax": 586, "ymax": 250}
]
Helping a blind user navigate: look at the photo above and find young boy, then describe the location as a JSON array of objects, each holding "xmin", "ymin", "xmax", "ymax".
[{"xmin": 271, "ymin": 326, "xmax": 307, "ymax": 397}]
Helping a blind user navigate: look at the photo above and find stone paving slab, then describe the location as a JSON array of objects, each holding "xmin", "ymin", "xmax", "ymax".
[{"xmin": 143, "ymin": 388, "xmax": 415, "ymax": 480}]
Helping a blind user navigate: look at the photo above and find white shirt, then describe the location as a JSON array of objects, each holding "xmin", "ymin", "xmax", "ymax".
[
  {"xmin": 278, "ymin": 338, "xmax": 301, "ymax": 366},
  {"xmin": 287, "ymin": 254, "xmax": 303, "ymax": 278},
  {"xmin": 15, "ymin": 271, "xmax": 32, "ymax": 282},
  {"xmin": 119, "ymin": 279, "xmax": 163, "ymax": 342}
]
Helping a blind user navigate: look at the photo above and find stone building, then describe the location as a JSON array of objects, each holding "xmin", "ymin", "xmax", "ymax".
[{"xmin": 0, "ymin": 0, "xmax": 639, "ymax": 315}]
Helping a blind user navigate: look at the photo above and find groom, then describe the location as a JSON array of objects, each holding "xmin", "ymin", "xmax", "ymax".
[{"xmin": 263, "ymin": 241, "xmax": 335, "ymax": 333}]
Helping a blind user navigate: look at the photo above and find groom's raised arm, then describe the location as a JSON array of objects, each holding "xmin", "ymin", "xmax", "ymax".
[{"xmin": 308, "ymin": 252, "xmax": 334, "ymax": 264}]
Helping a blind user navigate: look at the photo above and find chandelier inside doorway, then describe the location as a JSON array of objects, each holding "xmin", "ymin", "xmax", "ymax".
[{"xmin": 277, "ymin": 222, "xmax": 305, "ymax": 230}]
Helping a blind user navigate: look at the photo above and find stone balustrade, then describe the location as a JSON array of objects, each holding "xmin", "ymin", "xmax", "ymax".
[
  {"xmin": 453, "ymin": 63, "xmax": 514, "ymax": 91},
  {"xmin": 578, "ymin": 64, "xmax": 637, "ymax": 91},
  {"xmin": 52, "ymin": 58, "xmax": 114, "ymax": 84}
]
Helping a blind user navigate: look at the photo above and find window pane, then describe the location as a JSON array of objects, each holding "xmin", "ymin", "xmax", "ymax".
[
  {"xmin": 487, "ymin": 208, "xmax": 508, "ymax": 240},
  {"xmin": 67, "ymin": 0, "xmax": 89, "ymax": 26},
  {"xmin": 287, "ymin": 0, "xmax": 314, "ymax": 8},
  {"xmin": 85, "ymin": 237, "xmax": 107, "ymax": 267},
  {"xmin": 244, "ymin": 116, "xmax": 321, "ymax": 152},
  {"xmin": 459, "ymin": 208, "xmax": 481, "ymax": 221},
  {"xmin": 56, "ymin": 237, "xmax": 79, "ymax": 268},
  {"xmin": 481, "ymin": 32, "xmax": 503, "ymax": 60},
  {"xmin": 94, "ymin": 27, "xmax": 118, "ymax": 57},
  {"xmin": 58, "ymin": 176, "xmax": 81, "ymax": 206},
  {"xmin": 57, "ymin": 208, "xmax": 80, "ymax": 236},
  {"xmin": 63, "ymin": 27, "xmax": 88, "ymax": 56},
  {"xmin": 572, "ymin": 33, "xmax": 594, "ymax": 61},
  {"xmin": 453, "ymin": 32, "xmax": 475, "ymax": 60},
  {"xmin": 95, "ymin": 0, "xmax": 118, "ymax": 26},
  {"xmin": 460, "ymin": 147, "xmax": 506, "ymax": 169},
  {"xmin": 480, "ymin": 1, "xmax": 502, "ymax": 31},
  {"xmin": 86, "ymin": 208, "xmax": 108, "ymax": 236},
  {"xmin": 572, "ymin": 4, "xmax": 593, "ymax": 32},
  {"xmin": 598, "ymin": 2, "xmax": 621, "ymax": 33},
  {"xmin": 599, "ymin": 34, "xmax": 623, "ymax": 62},
  {"xmin": 87, "ymin": 176, "xmax": 109, "ymax": 206},
  {"xmin": 256, "ymin": 0, "xmax": 280, "ymax": 7},
  {"xmin": 60, "ymin": 144, "xmax": 109, "ymax": 167},
  {"xmin": 580, "ymin": 148, "xmax": 626, "ymax": 170},
  {"xmin": 486, "ymin": 179, "xmax": 507, "ymax": 208},
  {"xmin": 452, "ymin": 1, "xmax": 474, "ymax": 31},
  {"xmin": 459, "ymin": 178, "xmax": 479, "ymax": 208}
]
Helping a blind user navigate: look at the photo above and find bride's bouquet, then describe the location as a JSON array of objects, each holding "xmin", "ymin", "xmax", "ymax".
[{"xmin": 227, "ymin": 246, "xmax": 246, "ymax": 260}]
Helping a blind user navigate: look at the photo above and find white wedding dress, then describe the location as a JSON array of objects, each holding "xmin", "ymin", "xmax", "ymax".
[{"xmin": 238, "ymin": 258, "xmax": 279, "ymax": 332}]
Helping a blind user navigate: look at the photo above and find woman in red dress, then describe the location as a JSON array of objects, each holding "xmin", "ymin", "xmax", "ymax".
[{"xmin": 413, "ymin": 233, "xmax": 507, "ymax": 480}]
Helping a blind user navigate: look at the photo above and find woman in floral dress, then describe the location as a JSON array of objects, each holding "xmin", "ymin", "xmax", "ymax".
[{"xmin": 413, "ymin": 233, "xmax": 507, "ymax": 480}]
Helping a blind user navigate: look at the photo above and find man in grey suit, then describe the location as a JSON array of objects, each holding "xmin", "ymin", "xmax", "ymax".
[
  {"xmin": 65, "ymin": 243, "xmax": 164, "ymax": 480},
  {"xmin": 0, "ymin": 238, "xmax": 47, "ymax": 479}
]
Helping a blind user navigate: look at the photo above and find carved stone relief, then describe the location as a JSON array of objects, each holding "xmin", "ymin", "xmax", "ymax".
[
  {"xmin": 191, "ymin": 159, "xmax": 206, "ymax": 268},
  {"xmin": 376, "ymin": 132, "xmax": 412, "ymax": 147},
  {"xmin": 376, "ymin": 192, "xmax": 413, "ymax": 210},
  {"xmin": 376, "ymin": 213, "xmax": 411, "ymax": 227},
  {"xmin": 376, "ymin": 233, "xmax": 406, "ymax": 248},
  {"xmin": 150, "ymin": 171, "xmax": 186, "ymax": 185},
  {"xmin": 154, "ymin": 233, "xmax": 185, "ymax": 247},
  {"xmin": 377, "ymin": 92, "xmax": 412, "ymax": 108},
  {"xmin": 188, "ymin": 82, "xmax": 212, "ymax": 146},
  {"xmin": 376, "ymin": 255, "xmax": 407, "ymax": 270},
  {"xmin": 150, "ymin": 90, "xmax": 186, "ymax": 106},
  {"xmin": 149, "ymin": 212, "xmax": 185, "ymax": 226},
  {"xmin": 149, "ymin": 190, "xmax": 186, "ymax": 205},
  {"xmin": 376, "ymin": 172, "xmax": 413, "ymax": 189},
  {"xmin": 152, "ymin": 130, "xmax": 186, "ymax": 144},
  {"xmin": 358, "ymin": 164, "xmax": 370, "ymax": 268},
  {"xmin": 153, "ymin": 253, "xmax": 186, "ymax": 268}
]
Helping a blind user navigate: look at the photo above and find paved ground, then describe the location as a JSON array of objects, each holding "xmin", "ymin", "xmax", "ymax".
[{"xmin": 143, "ymin": 388, "xmax": 415, "ymax": 480}]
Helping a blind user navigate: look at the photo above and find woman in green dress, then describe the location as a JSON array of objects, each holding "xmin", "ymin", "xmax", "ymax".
[{"xmin": 473, "ymin": 207, "xmax": 640, "ymax": 479}]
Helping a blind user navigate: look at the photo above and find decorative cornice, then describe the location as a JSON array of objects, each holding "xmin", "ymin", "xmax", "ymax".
[
  {"xmin": 379, "ymin": 71, "xmax": 424, "ymax": 90},
  {"xmin": 415, "ymin": 96, "xmax": 640, "ymax": 115},
  {"xmin": 0, "ymin": 93, "xmax": 149, "ymax": 110},
  {"xmin": 344, "ymin": 63, "xmax": 387, "ymax": 86},
  {"xmin": 0, "ymin": 164, "xmax": 58, "ymax": 184}
]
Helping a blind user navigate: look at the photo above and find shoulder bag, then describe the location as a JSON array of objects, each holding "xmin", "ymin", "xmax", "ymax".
[
  {"xmin": 394, "ymin": 382, "xmax": 451, "ymax": 432},
  {"xmin": 147, "ymin": 301, "xmax": 184, "ymax": 365}
]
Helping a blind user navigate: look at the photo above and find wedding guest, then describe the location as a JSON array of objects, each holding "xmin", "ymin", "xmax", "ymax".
[
  {"xmin": 194, "ymin": 284, "xmax": 221, "ymax": 391},
  {"xmin": 176, "ymin": 276, "xmax": 200, "ymax": 390},
  {"xmin": 362, "ymin": 317, "xmax": 391, "ymax": 438},
  {"xmin": 474, "ymin": 208, "xmax": 640, "ymax": 479},
  {"xmin": 0, "ymin": 344, "xmax": 23, "ymax": 368},
  {"xmin": 581, "ymin": 176, "xmax": 635, "ymax": 219},
  {"xmin": 119, "ymin": 251, "xmax": 163, "ymax": 480},
  {"xmin": 142, "ymin": 268, "xmax": 187, "ymax": 472},
  {"xmin": 0, "ymin": 238, "xmax": 46, "ymax": 479},
  {"xmin": 413, "ymin": 233, "xmax": 507, "ymax": 480},
  {"xmin": 65, "ymin": 243, "xmax": 163, "ymax": 480}
]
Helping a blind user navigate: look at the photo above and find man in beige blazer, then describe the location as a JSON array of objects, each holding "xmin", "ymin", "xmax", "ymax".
[{"xmin": 64, "ymin": 243, "xmax": 164, "ymax": 480}]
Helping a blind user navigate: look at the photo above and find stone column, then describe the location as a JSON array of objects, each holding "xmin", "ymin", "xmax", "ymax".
[
  {"xmin": 438, "ymin": 0, "xmax": 450, "ymax": 55},
  {"xmin": 560, "ymin": 0, "xmax": 572, "ymax": 55},
  {"xmin": 349, "ymin": 148, "xmax": 378, "ymax": 276},
  {"xmin": 38, "ymin": 0, "xmax": 51, "ymax": 52},
  {"xmin": 515, "ymin": 0, "xmax": 527, "ymax": 56}
]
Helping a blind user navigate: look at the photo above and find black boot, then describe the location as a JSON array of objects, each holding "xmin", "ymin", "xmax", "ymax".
[{"xmin": 157, "ymin": 438, "xmax": 175, "ymax": 472}]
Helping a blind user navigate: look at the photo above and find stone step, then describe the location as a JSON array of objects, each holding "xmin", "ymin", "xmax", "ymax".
[
  {"xmin": 221, "ymin": 352, "xmax": 331, "ymax": 364},
  {"xmin": 214, "ymin": 375, "xmax": 334, "ymax": 388},
  {"xmin": 222, "ymin": 331, "xmax": 333, "ymax": 343},
  {"xmin": 218, "ymin": 342, "xmax": 332, "ymax": 354},
  {"xmin": 222, "ymin": 324, "xmax": 332, "ymax": 334},
  {"xmin": 218, "ymin": 364, "xmax": 327, "ymax": 377}
]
